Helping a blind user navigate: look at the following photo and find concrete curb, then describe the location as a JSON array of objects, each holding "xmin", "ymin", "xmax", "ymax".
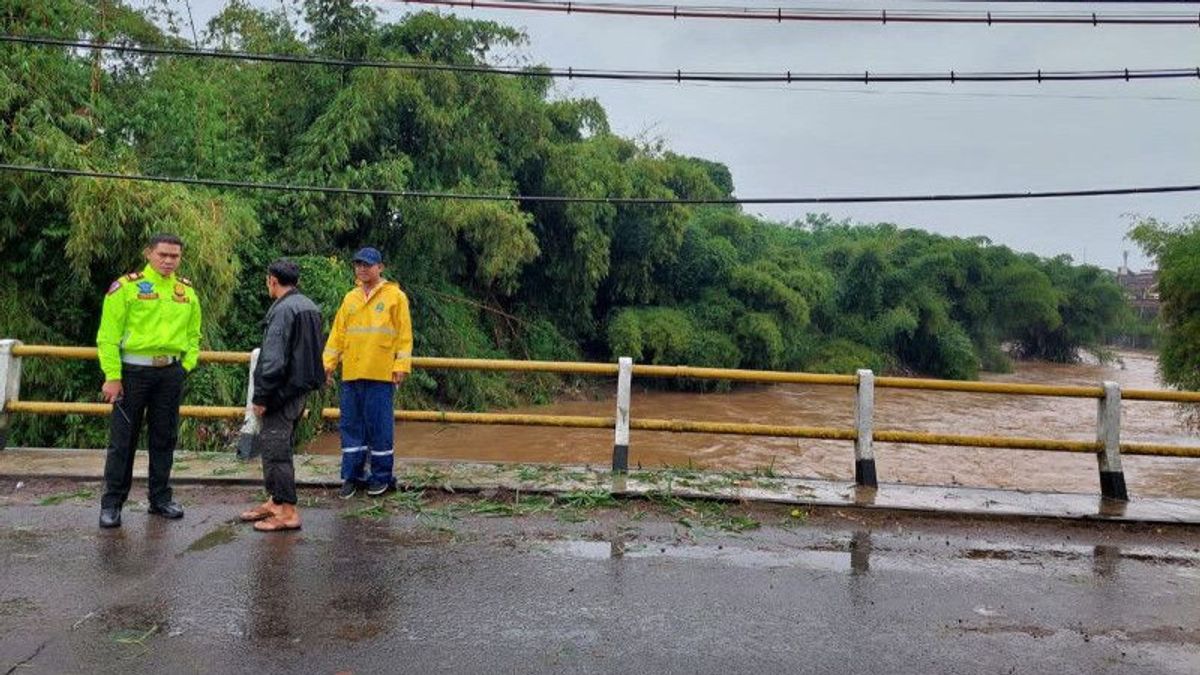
[{"xmin": 3, "ymin": 447, "xmax": 1200, "ymax": 525}]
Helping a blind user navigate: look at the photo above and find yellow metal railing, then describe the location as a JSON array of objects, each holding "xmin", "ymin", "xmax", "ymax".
[
  {"xmin": 12, "ymin": 343, "xmax": 1200, "ymax": 403},
  {"xmin": 2, "ymin": 341, "xmax": 1199, "ymax": 500}
]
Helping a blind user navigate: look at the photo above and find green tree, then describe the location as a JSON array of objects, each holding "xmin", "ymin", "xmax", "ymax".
[{"xmin": 1129, "ymin": 216, "xmax": 1200, "ymax": 392}]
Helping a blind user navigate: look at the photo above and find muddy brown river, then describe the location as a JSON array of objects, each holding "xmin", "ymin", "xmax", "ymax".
[{"xmin": 310, "ymin": 350, "xmax": 1200, "ymax": 498}]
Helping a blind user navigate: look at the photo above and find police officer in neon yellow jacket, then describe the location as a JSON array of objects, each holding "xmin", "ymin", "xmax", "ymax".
[
  {"xmin": 322, "ymin": 247, "xmax": 413, "ymax": 498},
  {"xmin": 95, "ymin": 234, "xmax": 201, "ymax": 528}
]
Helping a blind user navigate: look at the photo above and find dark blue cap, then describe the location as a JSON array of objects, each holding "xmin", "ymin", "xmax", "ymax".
[{"xmin": 352, "ymin": 247, "xmax": 383, "ymax": 265}]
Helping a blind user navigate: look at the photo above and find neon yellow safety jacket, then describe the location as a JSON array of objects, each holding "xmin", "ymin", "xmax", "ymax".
[
  {"xmin": 96, "ymin": 264, "xmax": 203, "ymax": 381},
  {"xmin": 323, "ymin": 280, "xmax": 413, "ymax": 382}
]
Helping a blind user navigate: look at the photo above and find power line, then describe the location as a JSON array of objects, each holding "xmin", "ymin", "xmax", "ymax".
[
  {"xmin": 918, "ymin": 1, "xmax": 1200, "ymax": 4},
  {"xmin": 5, "ymin": 35, "xmax": 1198, "ymax": 85},
  {"xmin": 600, "ymin": 77, "xmax": 1200, "ymax": 102},
  {"xmin": 396, "ymin": 0, "xmax": 1200, "ymax": 26},
  {"xmin": 3, "ymin": 163, "xmax": 1198, "ymax": 205}
]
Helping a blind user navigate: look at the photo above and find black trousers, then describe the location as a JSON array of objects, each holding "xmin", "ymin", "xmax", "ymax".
[
  {"xmin": 255, "ymin": 394, "xmax": 307, "ymax": 505},
  {"xmin": 101, "ymin": 363, "xmax": 185, "ymax": 509}
]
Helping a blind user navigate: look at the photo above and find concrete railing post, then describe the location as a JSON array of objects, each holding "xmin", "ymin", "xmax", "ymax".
[
  {"xmin": 235, "ymin": 348, "xmax": 261, "ymax": 459},
  {"xmin": 612, "ymin": 357, "xmax": 632, "ymax": 473},
  {"xmin": 0, "ymin": 339, "xmax": 23, "ymax": 451},
  {"xmin": 1097, "ymin": 380, "xmax": 1127, "ymax": 501},
  {"xmin": 854, "ymin": 369, "xmax": 877, "ymax": 487}
]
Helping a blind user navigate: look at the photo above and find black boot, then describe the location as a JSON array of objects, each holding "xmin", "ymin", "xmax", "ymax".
[{"xmin": 99, "ymin": 507, "xmax": 122, "ymax": 528}]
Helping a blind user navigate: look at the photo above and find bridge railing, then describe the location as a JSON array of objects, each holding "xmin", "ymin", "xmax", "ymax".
[{"xmin": 2, "ymin": 339, "xmax": 1199, "ymax": 502}]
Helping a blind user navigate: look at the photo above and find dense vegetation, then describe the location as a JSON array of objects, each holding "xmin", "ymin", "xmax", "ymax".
[
  {"xmin": 1129, "ymin": 216, "xmax": 1200, "ymax": 398},
  {"xmin": 1, "ymin": 0, "xmax": 1131, "ymax": 448}
]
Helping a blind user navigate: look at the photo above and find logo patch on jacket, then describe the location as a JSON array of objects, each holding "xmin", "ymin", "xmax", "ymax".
[
  {"xmin": 106, "ymin": 280, "xmax": 121, "ymax": 296},
  {"xmin": 173, "ymin": 283, "xmax": 189, "ymax": 303},
  {"xmin": 375, "ymin": 302, "xmax": 385, "ymax": 313},
  {"xmin": 136, "ymin": 280, "xmax": 158, "ymax": 300}
]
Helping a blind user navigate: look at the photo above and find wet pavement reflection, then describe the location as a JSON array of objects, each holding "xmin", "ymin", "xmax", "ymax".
[{"xmin": 3, "ymin": 494, "xmax": 1200, "ymax": 674}]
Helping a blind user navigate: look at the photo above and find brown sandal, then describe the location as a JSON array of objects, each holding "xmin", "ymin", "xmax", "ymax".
[
  {"xmin": 254, "ymin": 516, "xmax": 301, "ymax": 532},
  {"xmin": 239, "ymin": 504, "xmax": 277, "ymax": 522}
]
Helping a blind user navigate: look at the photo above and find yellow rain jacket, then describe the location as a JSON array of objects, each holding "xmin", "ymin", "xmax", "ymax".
[{"xmin": 323, "ymin": 280, "xmax": 413, "ymax": 382}]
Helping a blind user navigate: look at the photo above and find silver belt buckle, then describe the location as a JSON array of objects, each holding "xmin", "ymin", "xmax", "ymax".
[{"xmin": 152, "ymin": 355, "xmax": 171, "ymax": 367}]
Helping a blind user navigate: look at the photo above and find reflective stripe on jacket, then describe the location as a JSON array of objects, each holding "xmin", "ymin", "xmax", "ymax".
[{"xmin": 322, "ymin": 280, "xmax": 412, "ymax": 382}]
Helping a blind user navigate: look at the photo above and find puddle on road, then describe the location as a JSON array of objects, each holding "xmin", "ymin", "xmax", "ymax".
[
  {"xmin": 539, "ymin": 539, "xmax": 854, "ymax": 572},
  {"xmin": 184, "ymin": 523, "xmax": 239, "ymax": 554},
  {"xmin": 537, "ymin": 534, "xmax": 1200, "ymax": 581}
]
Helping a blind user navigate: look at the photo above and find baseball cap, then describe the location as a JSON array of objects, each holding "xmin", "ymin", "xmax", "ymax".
[{"xmin": 351, "ymin": 247, "xmax": 383, "ymax": 265}]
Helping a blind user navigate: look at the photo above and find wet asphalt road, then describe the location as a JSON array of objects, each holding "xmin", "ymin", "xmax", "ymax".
[{"xmin": 2, "ymin": 481, "xmax": 1199, "ymax": 675}]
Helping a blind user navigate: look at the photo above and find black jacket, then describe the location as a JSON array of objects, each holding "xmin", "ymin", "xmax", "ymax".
[{"xmin": 253, "ymin": 289, "xmax": 325, "ymax": 408}]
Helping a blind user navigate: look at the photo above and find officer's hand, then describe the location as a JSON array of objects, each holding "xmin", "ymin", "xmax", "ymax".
[
  {"xmin": 101, "ymin": 380, "xmax": 123, "ymax": 403},
  {"xmin": 252, "ymin": 404, "xmax": 266, "ymax": 417},
  {"xmin": 325, "ymin": 368, "xmax": 335, "ymax": 387},
  {"xmin": 392, "ymin": 372, "xmax": 407, "ymax": 385}
]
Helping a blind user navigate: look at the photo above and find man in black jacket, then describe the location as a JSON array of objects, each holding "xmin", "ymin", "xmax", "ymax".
[{"xmin": 239, "ymin": 260, "xmax": 325, "ymax": 532}]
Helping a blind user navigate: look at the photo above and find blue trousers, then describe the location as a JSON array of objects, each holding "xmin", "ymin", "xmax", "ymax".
[{"xmin": 339, "ymin": 380, "xmax": 396, "ymax": 486}]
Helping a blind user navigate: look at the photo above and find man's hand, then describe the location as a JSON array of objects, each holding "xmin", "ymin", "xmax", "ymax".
[
  {"xmin": 325, "ymin": 367, "xmax": 335, "ymax": 387},
  {"xmin": 392, "ymin": 372, "xmax": 407, "ymax": 385},
  {"xmin": 252, "ymin": 404, "xmax": 266, "ymax": 417},
  {"xmin": 101, "ymin": 380, "xmax": 123, "ymax": 403}
]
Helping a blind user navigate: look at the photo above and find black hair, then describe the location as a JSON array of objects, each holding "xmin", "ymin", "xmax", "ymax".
[
  {"xmin": 146, "ymin": 233, "xmax": 184, "ymax": 250},
  {"xmin": 267, "ymin": 259, "xmax": 301, "ymax": 287}
]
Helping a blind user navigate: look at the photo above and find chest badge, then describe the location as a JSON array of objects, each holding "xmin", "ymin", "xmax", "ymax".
[
  {"xmin": 136, "ymin": 280, "xmax": 159, "ymax": 300},
  {"xmin": 375, "ymin": 302, "xmax": 385, "ymax": 313},
  {"xmin": 173, "ymin": 283, "xmax": 190, "ymax": 303}
]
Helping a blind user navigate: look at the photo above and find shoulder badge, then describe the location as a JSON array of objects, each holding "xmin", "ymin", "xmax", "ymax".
[
  {"xmin": 178, "ymin": 277, "xmax": 193, "ymax": 287},
  {"xmin": 124, "ymin": 272, "xmax": 143, "ymax": 282},
  {"xmin": 106, "ymin": 279, "xmax": 122, "ymax": 296}
]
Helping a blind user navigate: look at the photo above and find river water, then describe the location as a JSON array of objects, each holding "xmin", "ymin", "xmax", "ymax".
[{"xmin": 310, "ymin": 350, "xmax": 1200, "ymax": 498}]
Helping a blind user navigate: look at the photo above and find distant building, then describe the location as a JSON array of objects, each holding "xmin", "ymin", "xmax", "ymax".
[{"xmin": 1116, "ymin": 251, "xmax": 1159, "ymax": 319}]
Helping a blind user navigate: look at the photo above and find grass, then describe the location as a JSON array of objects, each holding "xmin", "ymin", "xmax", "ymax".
[
  {"xmin": 557, "ymin": 489, "xmax": 618, "ymax": 510},
  {"xmin": 210, "ymin": 466, "xmax": 241, "ymax": 477},
  {"xmin": 342, "ymin": 502, "xmax": 390, "ymax": 520},
  {"xmin": 110, "ymin": 624, "xmax": 159, "ymax": 656},
  {"xmin": 39, "ymin": 489, "xmax": 94, "ymax": 506},
  {"xmin": 646, "ymin": 489, "xmax": 761, "ymax": 533},
  {"xmin": 327, "ymin": 464, "xmax": 778, "ymax": 533},
  {"xmin": 467, "ymin": 494, "xmax": 554, "ymax": 517},
  {"xmin": 515, "ymin": 464, "xmax": 562, "ymax": 483},
  {"xmin": 386, "ymin": 489, "xmax": 427, "ymax": 512},
  {"xmin": 401, "ymin": 466, "xmax": 450, "ymax": 491}
]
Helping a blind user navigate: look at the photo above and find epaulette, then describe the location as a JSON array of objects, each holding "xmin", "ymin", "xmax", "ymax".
[
  {"xmin": 124, "ymin": 272, "xmax": 143, "ymax": 282},
  {"xmin": 178, "ymin": 277, "xmax": 193, "ymax": 287}
]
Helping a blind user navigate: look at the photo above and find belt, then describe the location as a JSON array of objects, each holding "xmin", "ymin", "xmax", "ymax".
[{"xmin": 122, "ymin": 354, "xmax": 181, "ymax": 367}]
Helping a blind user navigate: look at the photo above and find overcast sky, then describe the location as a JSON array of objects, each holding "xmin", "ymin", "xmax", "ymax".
[{"xmin": 168, "ymin": 1, "xmax": 1200, "ymax": 270}]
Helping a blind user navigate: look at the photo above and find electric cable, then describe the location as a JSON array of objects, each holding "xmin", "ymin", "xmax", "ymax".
[
  {"xmin": 3, "ymin": 163, "xmax": 1198, "ymax": 205},
  {"xmin": 393, "ymin": 0, "xmax": 1200, "ymax": 26},
  {"xmin": 4, "ymin": 35, "xmax": 1198, "ymax": 85}
]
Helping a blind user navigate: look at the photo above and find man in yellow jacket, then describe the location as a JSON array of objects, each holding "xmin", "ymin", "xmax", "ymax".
[
  {"xmin": 95, "ymin": 233, "xmax": 201, "ymax": 528},
  {"xmin": 323, "ymin": 247, "xmax": 413, "ymax": 498}
]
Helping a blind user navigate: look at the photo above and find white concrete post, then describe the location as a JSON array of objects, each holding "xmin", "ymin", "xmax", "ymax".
[
  {"xmin": 612, "ymin": 357, "xmax": 632, "ymax": 473},
  {"xmin": 1096, "ymin": 380, "xmax": 1127, "ymax": 500},
  {"xmin": 235, "ymin": 348, "xmax": 261, "ymax": 459},
  {"xmin": 0, "ymin": 339, "xmax": 22, "ymax": 451},
  {"xmin": 854, "ymin": 369, "xmax": 877, "ymax": 487}
]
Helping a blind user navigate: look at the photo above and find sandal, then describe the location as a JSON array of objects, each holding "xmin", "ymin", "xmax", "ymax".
[
  {"xmin": 239, "ymin": 504, "xmax": 277, "ymax": 522},
  {"xmin": 254, "ymin": 516, "xmax": 301, "ymax": 532}
]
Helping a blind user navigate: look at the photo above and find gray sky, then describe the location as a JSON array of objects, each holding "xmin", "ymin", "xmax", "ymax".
[{"xmin": 169, "ymin": 1, "xmax": 1200, "ymax": 269}]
